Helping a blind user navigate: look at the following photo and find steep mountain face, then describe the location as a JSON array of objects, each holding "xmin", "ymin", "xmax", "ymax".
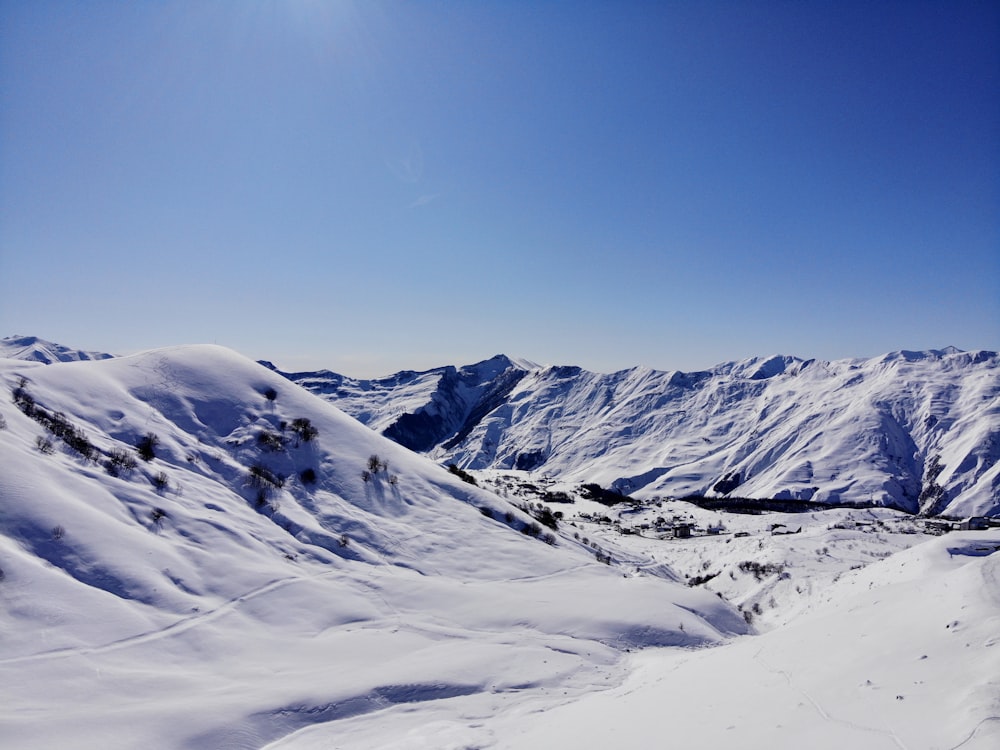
[
  {"xmin": 282, "ymin": 349, "xmax": 1000, "ymax": 517},
  {"xmin": 280, "ymin": 355, "xmax": 535, "ymax": 454}
]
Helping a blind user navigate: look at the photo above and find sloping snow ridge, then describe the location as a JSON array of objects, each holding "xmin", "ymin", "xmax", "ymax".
[
  {"xmin": 0, "ymin": 345, "xmax": 747, "ymax": 749},
  {"xmin": 0, "ymin": 334, "xmax": 115, "ymax": 364},
  {"xmin": 283, "ymin": 349, "xmax": 1000, "ymax": 517}
]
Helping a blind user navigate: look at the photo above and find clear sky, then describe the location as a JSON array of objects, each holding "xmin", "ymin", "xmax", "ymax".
[{"xmin": 1, "ymin": 1, "xmax": 997, "ymax": 377}]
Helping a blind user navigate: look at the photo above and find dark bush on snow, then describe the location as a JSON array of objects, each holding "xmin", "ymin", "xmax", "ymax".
[
  {"xmin": 257, "ymin": 430, "xmax": 286, "ymax": 452},
  {"xmin": 105, "ymin": 448, "xmax": 138, "ymax": 476},
  {"xmin": 521, "ymin": 521, "xmax": 542, "ymax": 538},
  {"xmin": 532, "ymin": 505, "xmax": 559, "ymax": 530},
  {"xmin": 136, "ymin": 433, "xmax": 159, "ymax": 462},
  {"xmin": 579, "ymin": 483, "xmax": 631, "ymax": 506},
  {"xmin": 290, "ymin": 417, "xmax": 318, "ymax": 444},
  {"xmin": 447, "ymin": 464, "xmax": 478, "ymax": 486},
  {"xmin": 249, "ymin": 463, "xmax": 284, "ymax": 493},
  {"xmin": 737, "ymin": 560, "xmax": 786, "ymax": 581}
]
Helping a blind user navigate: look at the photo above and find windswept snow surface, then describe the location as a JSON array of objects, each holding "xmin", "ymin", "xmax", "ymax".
[
  {"xmin": 0, "ymin": 346, "xmax": 745, "ymax": 749},
  {"xmin": 285, "ymin": 349, "xmax": 1000, "ymax": 517}
]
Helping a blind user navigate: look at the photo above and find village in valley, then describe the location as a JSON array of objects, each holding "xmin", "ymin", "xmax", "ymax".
[{"xmin": 476, "ymin": 471, "xmax": 1000, "ymax": 630}]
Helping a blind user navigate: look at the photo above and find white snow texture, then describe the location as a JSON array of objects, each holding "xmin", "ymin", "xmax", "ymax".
[{"xmin": 1, "ymin": 338, "xmax": 997, "ymax": 749}]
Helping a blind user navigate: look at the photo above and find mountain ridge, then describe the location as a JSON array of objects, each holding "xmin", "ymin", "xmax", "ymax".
[
  {"xmin": 2, "ymin": 339, "xmax": 999, "ymax": 748},
  {"xmin": 276, "ymin": 348, "xmax": 1000, "ymax": 517},
  {"xmin": 4, "ymin": 337, "xmax": 996, "ymax": 516},
  {"xmin": 0, "ymin": 334, "xmax": 115, "ymax": 364}
]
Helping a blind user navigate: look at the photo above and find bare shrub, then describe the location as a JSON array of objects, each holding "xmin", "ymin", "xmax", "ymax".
[
  {"xmin": 136, "ymin": 433, "xmax": 159, "ymax": 462},
  {"xmin": 105, "ymin": 447, "xmax": 138, "ymax": 477},
  {"xmin": 290, "ymin": 417, "xmax": 318, "ymax": 445},
  {"xmin": 257, "ymin": 430, "xmax": 286, "ymax": 452}
]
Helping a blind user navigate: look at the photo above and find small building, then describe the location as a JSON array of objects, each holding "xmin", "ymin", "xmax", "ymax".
[
  {"xmin": 960, "ymin": 517, "xmax": 990, "ymax": 531},
  {"xmin": 673, "ymin": 524, "xmax": 693, "ymax": 539}
]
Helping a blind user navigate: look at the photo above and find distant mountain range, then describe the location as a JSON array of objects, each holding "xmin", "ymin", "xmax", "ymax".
[
  {"xmin": 275, "ymin": 349, "xmax": 1000, "ymax": 518},
  {"xmin": 4, "ymin": 336, "xmax": 997, "ymax": 517}
]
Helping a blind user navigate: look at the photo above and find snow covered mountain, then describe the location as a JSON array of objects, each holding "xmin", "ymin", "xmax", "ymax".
[
  {"xmin": 3, "ymin": 341, "xmax": 998, "ymax": 749},
  {"xmin": 280, "ymin": 349, "xmax": 1000, "ymax": 517},
  {"xmin": 0, "ymin": 345, "xmax": 744, "ymax": 749},
  {"xmin": 0, "ymin": 334, "xmax": 115, "ymax": 364}
]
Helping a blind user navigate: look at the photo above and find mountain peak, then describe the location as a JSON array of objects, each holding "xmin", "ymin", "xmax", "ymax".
[
  {"xmin": 290, "ymin": 347, "xmax": 1000, "ymax": 517},
  {"xmin": 469, "ymin": 353, "xmax": 539, "ymax": 372},
  {"xmin": 0, "ymin": 334, "xmax": 115, "ymax": 364}
]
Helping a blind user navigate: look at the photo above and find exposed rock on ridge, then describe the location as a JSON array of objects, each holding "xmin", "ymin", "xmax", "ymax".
[{"xmin": 281, "ymin": 349, "xmax": 1000, "ymax": 517}]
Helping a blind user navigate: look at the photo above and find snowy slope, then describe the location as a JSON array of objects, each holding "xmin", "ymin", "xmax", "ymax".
[
  {"xmin": 0, "ymin": 346, "xmax": 744, "ymax": 749},
  {"xmin": 0, "ymin": 334, "xmax": 115, "ymax": 364},
  {"xmin": 284, "ymin": 349, "xmax": 1000, "ymax": 517},
  {"xmin": 488, "ymin": 529, "xmax": 1000, "ymax": 750},
  {"xmin": 202, "ymin": 526, "xmax": 1000, "ymax": 750}
]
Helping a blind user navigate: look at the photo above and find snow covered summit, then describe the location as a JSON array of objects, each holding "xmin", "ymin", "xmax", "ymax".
[{"xmin": 0, "ymin": 334, "xmax": 115, "ymax": 364}]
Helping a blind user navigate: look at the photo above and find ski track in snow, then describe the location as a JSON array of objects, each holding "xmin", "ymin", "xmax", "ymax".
[
  {"xmin": 753, "ymin": 647, "xmax": 909, "ymax": 750},
  {"xmin": 0, "ymin": 571, "xmax": 329, "ymax": 666},
  {"xmin": 947, "ymin": 717, "xmax": 1000, "ymax": 750},
  {"xmin": 503, "ymin": 562, "xmax": 592, "ymax": 583}
]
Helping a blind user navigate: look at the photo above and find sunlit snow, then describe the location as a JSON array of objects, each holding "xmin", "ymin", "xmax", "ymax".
[{"xmin": 1, "ymin": 341, "xmax": 997, "ymax": 749}]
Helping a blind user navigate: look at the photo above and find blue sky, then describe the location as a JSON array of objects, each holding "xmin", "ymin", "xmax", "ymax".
[{"xmin": 1, "ymin": 1, "xmax": 997, "ymax": 377}]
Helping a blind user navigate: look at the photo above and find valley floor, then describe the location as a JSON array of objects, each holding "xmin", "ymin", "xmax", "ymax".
[{"xmin": 264, "ymin": 528, "xmax": 1000, "ymax": 750}]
